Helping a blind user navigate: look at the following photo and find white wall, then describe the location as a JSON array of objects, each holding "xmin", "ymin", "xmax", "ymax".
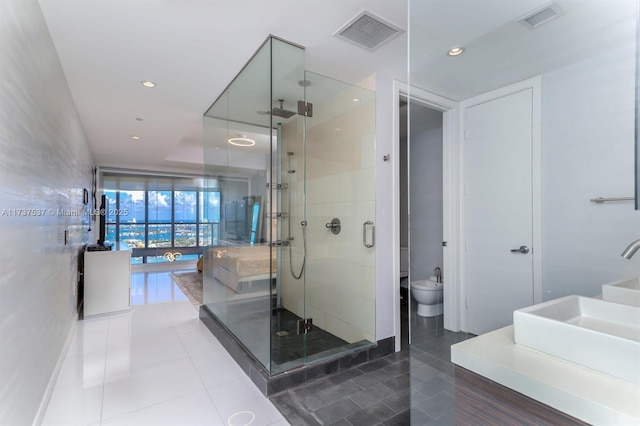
[
  {"xmin": 408, "ymin": 105, "xmax": 444, "ymax": 281},
  {"xmin": 0, "ymin": 0, "xmax": 93, "ymax": 423},
  {"xmin": 400, "ymin": 104, "xmax": 408, "ymax": 248},
  {"xmin": 542, "ymin": 47, "xmax": 640, "ymax": 299},
  {"xmin": 374, "ymin": 75, "xmax": 397, "ymax": 342}
]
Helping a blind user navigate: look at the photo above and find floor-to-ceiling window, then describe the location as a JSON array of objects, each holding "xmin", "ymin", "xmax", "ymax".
[{"xmin": 103, "ymin": 172, "xmax": 221, "ymax": 264}]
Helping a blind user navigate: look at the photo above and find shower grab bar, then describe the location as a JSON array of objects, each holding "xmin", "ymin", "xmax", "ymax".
[
  {"xmin": 590, "ymin": 196, "xmax": 635, "ymax": 204},
  {"xmin": 363, "ymin": 221, "xmax": 375, "ymax": 248}
]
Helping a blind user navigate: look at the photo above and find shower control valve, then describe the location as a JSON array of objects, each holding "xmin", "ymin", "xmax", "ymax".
[{"xmin": 325, "ymin": 218, "xmax": 341, "ymax": 235}]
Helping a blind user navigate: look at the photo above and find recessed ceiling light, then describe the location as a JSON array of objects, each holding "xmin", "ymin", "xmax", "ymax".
[
  {"xmin": 352, "ymin": 98, "xmax": 360, "ymax": 103},
  {"xmin": 131, "ymin": 135, "xmax": 140, "ymax": 140},
  {"xmin": 228, "ymin": 137, "xmax": 255, "ymax": 147},
  {"xmin": 141, "ymin": 81, "xmax": 156, "ymax": 88},
  {"xmin": 448, "ymin": 47, "xmax": 464, "ymax": 56}
]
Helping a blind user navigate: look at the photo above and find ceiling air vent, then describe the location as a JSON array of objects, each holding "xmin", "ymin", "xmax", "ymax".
[
  {"xmin": 519, "ymin": 2, "xmax": 563, "ymax": 29},
  {"xmin": 334, "ymin": 11, "xmax": 404, "ymax": 51}
]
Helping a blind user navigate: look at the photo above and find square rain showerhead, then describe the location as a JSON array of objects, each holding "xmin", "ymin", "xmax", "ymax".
[
  {"xmin": 272, "ymin": 107, "xmax": 297, "ymax": 119},
  {"xmin": 272, "ymin": 99, "xmax": 297, "ymax": 119}
]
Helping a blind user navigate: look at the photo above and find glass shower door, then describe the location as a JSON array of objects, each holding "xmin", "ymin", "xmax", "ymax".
[
  {"xmin": 267, "ymin": 37, "xmax": 308, "ymax": 374},
  {"xmin": 302, "ymin": 71, "xmax": 377, "ymax": 360},
  {"xmin": 202, "ymin": 36, "xmax": 377, "ymax": 375}
]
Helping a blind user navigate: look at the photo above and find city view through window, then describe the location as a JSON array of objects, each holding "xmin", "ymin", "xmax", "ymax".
[{"xmin": 103, "ymin": 179, "xmax": 221, "ymax": 263}]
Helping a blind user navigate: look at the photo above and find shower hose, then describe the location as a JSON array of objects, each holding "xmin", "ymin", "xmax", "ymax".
[
  {"xmin": 285, "ymin": 144, "xmax": 305, "ymax": 280},
  {"xmin": 289, "ymin": 220, "xmax": 306, "ymax": 280}
]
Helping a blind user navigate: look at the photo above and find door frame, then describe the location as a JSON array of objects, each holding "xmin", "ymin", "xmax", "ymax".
[
  {"xmin": 393, "ymin": 81, "xmax": 462, "ymax": 335},
  {"xmin": 459, "ymin": 76, "xmax": 543, "ymax": 332}
]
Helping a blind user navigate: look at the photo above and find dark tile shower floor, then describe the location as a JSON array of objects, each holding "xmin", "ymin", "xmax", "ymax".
[
  {"xmin": 213, "ymin": 294, "xmax": 368, "ymax": 371},
  {"xmin": 271, "ymin": 308, "xmax": 357, "ymax": 366},
  {"xmin": 270, "ymin": 292, "xmax": 474, "ymax": 425}
]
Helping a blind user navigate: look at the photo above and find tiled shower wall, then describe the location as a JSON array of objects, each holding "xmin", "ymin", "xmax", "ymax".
[
  {"xmin": 0, "ymin": 1, "xmax": 93, "ymax": 424},
  {"xmin": 280, "ymin": 95, "xmax": 376, "ymax": 344}
]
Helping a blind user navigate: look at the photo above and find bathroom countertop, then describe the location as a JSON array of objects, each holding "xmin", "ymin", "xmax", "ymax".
[{"xmin": 451, "ymin": 326, "xmax": 640, "ymax": 425}]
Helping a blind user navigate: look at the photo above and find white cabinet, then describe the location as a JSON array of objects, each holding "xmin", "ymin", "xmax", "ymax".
[{"xmin": 84, "ymin": 242, "xmax": 131, "ymax": 317}]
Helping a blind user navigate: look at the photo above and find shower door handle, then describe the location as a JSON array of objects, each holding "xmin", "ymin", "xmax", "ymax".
[{"xmin": 363, "ymin": 221, "xmax": 375, "ymax": 248}]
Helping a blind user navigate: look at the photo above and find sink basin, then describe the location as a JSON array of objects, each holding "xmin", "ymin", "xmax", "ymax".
[
  {"xmin": 602, "ymin": 277, "xmax": 640, "ymax": 307},
  {"xmin": 513, "ymin": 295, "xmax": 640, "ymax": 384}
]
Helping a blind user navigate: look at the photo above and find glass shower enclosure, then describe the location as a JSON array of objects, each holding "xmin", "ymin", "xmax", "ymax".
[{"xmin": 201, "ymin": 36, "xmax": 377, "ymax": 375}]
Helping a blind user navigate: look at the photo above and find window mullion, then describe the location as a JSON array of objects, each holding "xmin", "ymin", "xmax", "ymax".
[
  {"xmin": 196, "ymin": 189, "xmax": 200, "ymax": 248},
  {"xmin": 144, "ymin": 187, "xmax": 149, "ymax": 263},
  {"xmin": 171, "ymin": 190, "xmax": 176, "ymax": 249}
]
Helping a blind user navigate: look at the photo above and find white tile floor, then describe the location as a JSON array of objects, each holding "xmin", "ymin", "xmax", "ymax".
[{"xmin": 42, "ymin": 270, "xmax": 289, "ymax": 426}]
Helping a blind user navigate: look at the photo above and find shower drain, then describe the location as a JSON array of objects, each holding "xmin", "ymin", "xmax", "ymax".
[{"xmin": 276, "ymin": 330, "xmax": 289, "ymax": 337}]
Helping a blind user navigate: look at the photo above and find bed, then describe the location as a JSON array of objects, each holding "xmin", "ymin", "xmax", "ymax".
[{"xmin": 208, "ymin": 245, "xmax": 276, "ymax": 293}]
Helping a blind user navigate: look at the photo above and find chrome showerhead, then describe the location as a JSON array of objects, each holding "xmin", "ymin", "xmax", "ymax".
[{"xmin": 272, "ymin": 99, "xmax": 296, "ymax": 119}]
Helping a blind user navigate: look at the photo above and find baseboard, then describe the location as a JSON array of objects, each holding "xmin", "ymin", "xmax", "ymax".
[
  {"xmin": 32, "ymin": 318, "xmax": 78, "ymax": 426},
  {"xmin": 199, "ymin": 305, "xmax": 395, "ymax": 396}
]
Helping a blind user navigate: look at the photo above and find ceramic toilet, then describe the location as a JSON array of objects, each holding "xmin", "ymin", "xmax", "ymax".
[{"xmin": 411, "ymin": 274, "xmax": 443, "ymax": 317}]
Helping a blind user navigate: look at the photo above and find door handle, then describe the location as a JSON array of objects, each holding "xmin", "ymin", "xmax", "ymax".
[
  {"xmin": 363, "ymin": 221, "xmax": 375, "ymax": 248},
  {"xmin": 510, "ymin": 245, "xmax": 530, "ymax": 254}
]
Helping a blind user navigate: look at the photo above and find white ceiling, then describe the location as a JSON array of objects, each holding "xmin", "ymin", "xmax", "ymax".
[
  {"xmin": 37, "ymin": 0, "xmax": 408, "ymax": 172},
  {"xmin": 410, "ymin": 0, "xmax": 637, "ymax": 100},
  {"xmin": 37, "ymin": 0, "xmax": 636, "ymax": 172}
]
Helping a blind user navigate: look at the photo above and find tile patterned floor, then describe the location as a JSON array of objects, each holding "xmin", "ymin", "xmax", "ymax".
[
  {"xmin": 269, "ymin": 301, "xmax": 474, "ymax": 426},
  {"xmin": 44, "ymin": 267, "xmax": 472, "ymax": 426},
  {"xmin": 42, "ymin": 269, "xmax": 288, "ymax": 426},
  {"xmin": 270, "ymin": 308, "xmax": 351, "ymax": 366}
]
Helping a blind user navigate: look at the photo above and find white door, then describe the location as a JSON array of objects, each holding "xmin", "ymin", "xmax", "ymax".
[{"xmin": 464, "ymin": 85, "xmax": 539, "ymax": 335}]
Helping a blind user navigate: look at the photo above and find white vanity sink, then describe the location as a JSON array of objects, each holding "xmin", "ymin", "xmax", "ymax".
[
  {"xmin": 602, "ymin": 277, "xmax": 640, "ymax": 307},
  {"xmin": 513, "ymin": 295, "xmax": 640, "ymax": 384}
]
